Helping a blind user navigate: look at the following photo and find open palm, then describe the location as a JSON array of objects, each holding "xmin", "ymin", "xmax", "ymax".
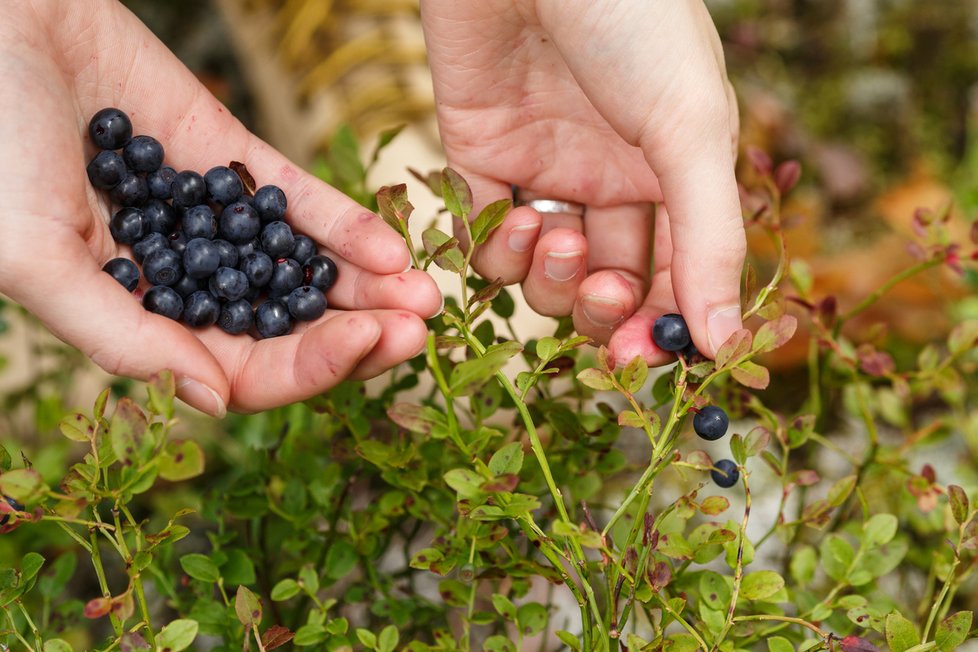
[{"xmin": 0, "ymin": 0, "xmax": 441, "ymax": 415}]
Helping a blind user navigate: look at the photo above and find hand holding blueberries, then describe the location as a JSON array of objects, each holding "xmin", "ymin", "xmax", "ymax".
[
  {"xmin": 0, "ymin": 0, "xmax": 440, "ymax": 417},
  {"xmin": 422, "ymin": 0, "xmax": 746, "ymax": 366}
]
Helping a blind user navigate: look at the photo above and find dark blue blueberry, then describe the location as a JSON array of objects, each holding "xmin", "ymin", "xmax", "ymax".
[
  {"xmin": 243, "ymin": 286, "xmax": 261, "ymax": 303},
  {"xmin": 109, "ymin": 172, "xmax": 149, "ymax": 207},
  {"xmin": 209, "ymin": 267, "xmax": 249, "ymax": 301},
  {"xmin": 86, "ymin": 150, "xmax": 127, "ymax": 189},
  {"xmin": 181, "ymin": 205, "xmax": 217, "ymax": 240},
  {"xmin": 142, "ymin": 199, "xmax": 178, "ymax": 235},
  {"xmin": 681, "ymin": 340, "xmax": 702, "ymax": 362},
  {"xmin": 693, "ymin": 406, "xmax": 729, "ymax": 441},
  {"xmin": 133, "ymin": 232, "xmax": 169, "ymax": 264},
  {"xmin": 287, "ymin": 286, "xmax": 327, "ymax": 321},
  {"xmin": 219, "ymin": 299, "xmax": 254, "ymax": 335},
  {"xmin": 183, "ymin": 238, "xmax": 221, "ymax": 279},
  {"xmin": 303, "ymin": 255, "xmax": 338, "ymax": 292},
  {"xmin": 219, "ymin": 202, "xmax": 261, "ymax": 244},
  {"xmin": 652, "ymin": 313, "xmax": 691, "ymax": 352},
  {"xmin": 204, "ymin": 166, "xmax": 243, "ymax": 205},
  {"xmin": 212, "ymin": 239, "xmax": 238, "ymax": 268},
  {"xmin": 235, "ymin": 238, "xmax": 260, "ymax": 259},
  {"xmin": 255, "ymin": 300, "xmax": 293, "ymax": 339},
  {"xmin": 102, "ymin": 258, "xmax": 139, "ymax": 292},
  {"xmin": 237, "ymin": 194, "xmax": 254, "ymax": 207},
  {"xmin": 122, "ymin": 135, "xmax": 164, "ymax": 173},
  {"xmin": 254, "ymin": 185, "xmax": 287, "ymax": 223},
  {"xmin": 171, "ymin": 170, "xmax": 206, "ymax": 209},
  {"xmin": 147, "ymin": 166, "xmax": 177, "ymax": 200},
  {"xmin": 268, "ymin": 258, "xmax": 303, "ymax": 297},
  {"xmin": 172, "ymin": 274, "xmax": 205, "ymax": 299},
  {"xmin": 108, "ymin": 207, "xmax": 145, "ymax": 245},
  {"xmin": 183, "ymin": 291, "xmax": 221, "ymax": 328},
  {"xmin": 291, "ymin": 234, "xmax": 317, "ymax": 265},
  {"xmin": 143, "ymin": 285, "xmax": 183, "ymax": 321},
  {"xmin": 240, "ymin": 251, "xmax": 273, "ymax": 288},
  {"xmin": 168, "ymin": 230, "xmax": 189, "ymax": 256},
  {"xmin": 88, "ymin": 108, "xmax": 132, "ymax": 150},
  {"xmin": 260, "ymin": 221, "xmax": 295, "ymax": 259},
  {"xmin": 711, "ymin": 459, "xmax": 740, "ymax": 489},
  {"xmin": 143, "ymin": 249, "xmax": 183, "ymax": 286}
]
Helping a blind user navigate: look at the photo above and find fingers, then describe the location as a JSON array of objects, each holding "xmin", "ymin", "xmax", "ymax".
[
  {"xmin": 11, "ymin": 231, "xmax": 230, "ymax": 416},
  {"xmin": 521, "ymin": 227, "xmax": 588, "ymax": 316},
  {"xmin": 77, "ymin": 2, "xmax": 412, "ymax": 276},
  {"xmin": 324, "ymin": 254, "xmax": 442, "ymax": 317},
  {"xmin": 571, "ymin": 202, "xmax": 652, "ymax": 341},
  {"xmin": 195, "ymin": 308, "xmax": 427, "ymax": 412}
]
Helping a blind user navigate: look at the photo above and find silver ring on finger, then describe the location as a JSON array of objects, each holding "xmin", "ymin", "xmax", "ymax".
[{"xmin": 513, "ymin": 188, "xmax": 586, "ymax": 217}]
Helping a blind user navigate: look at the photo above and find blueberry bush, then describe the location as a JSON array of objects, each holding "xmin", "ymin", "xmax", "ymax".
[{"xmin": 2, "ymin": 129, "xmax": 978, "ymax": 652}]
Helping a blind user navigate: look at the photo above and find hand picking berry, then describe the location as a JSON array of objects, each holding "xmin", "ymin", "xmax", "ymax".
[
  {"xmin": 693, "ymin": 405, "xmax": 729, "ymax": 441},
  {"xmin": 87, "ymin": 108, "xmax": 338, "ymax": 338},
  {"xmin": 652, "ymin": 313, "xmax": 691, "ymax": 352},
  {"xmin": 711, "ymin": 459, "xmax": 740, "ymax": 488}
]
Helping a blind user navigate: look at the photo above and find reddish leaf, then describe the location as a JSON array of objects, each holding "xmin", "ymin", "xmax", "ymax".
[
  {"xmin": 376, "ymin": 184, "xmax": 414, "ymax": 232},
  {"xmin": 481, "ymin": 474, "xmax": 519, "ymax": 493},
  {"xmin": 753, "ymin": 315, "xmax": 798, "ymax": 353},
  {"xmin": 647, "ymin": 561, "xmax": 672, "ymax": 592},
  {"xmin": 120, "ymin": 632, "xmax": 151, "ymax": 651},
  {"xmin": 716, "ymin": 329, "xmax": 753, "ymax": 368},
  {"xmin": 229, "ymin": 161, "xmax": 256, "ymax": 196},
  {"xmin": 857, "ymin": 345, "xmax": 895, "ymax": 377},
  {"xmin": 746, "ymin": 146, "xmax": 772, "ymax": 176},
  {"xmin": 262, "ymin": 625, "xmax": 295, "ymax": 650},
  {"xmin": 774, "ymin": 160, "xmax": 802, "ymax": 193},
  {"xmin": 84, "ymin": 597, "xmax": 112, "ymax": 619},
  {"xmin": 840, "ymin": 635, "xmax": 880, "ymax": 652},
  {"xmin": 731, "ymin": 360, "xmax": 770, "ymax": 389},
  {"xmin": 948, "ymin": 485, "xmax": 969, "ymax": 525}
]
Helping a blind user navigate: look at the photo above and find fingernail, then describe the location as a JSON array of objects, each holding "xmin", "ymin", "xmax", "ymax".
[
  {"xmin": 508, "ymin": 224, "xmax": 540, "ymax": 252},
  {"xmin": 582, "ymin": 295, "xmax": 625, "ymax": 328},
  {"xmin": 544, "ymin": 251, "xmax": 583, "ymax": 282},
  {"xmin": 176, "ymin": 377, "xmax": 227, "ymax": 418},
  {"xmin": 429, "ymin": 293, "xmax": 445, "ymax": 319},
  {"xmin": 707, "ymin": 304, "xmax": 743, "ymax": 356}
]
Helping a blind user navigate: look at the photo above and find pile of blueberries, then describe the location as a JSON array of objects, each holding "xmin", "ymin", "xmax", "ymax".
[
  {"xmin": 86, "ymin": 108, "xmax": 337, "ymax": 339},
  {"xmin": 652, "ymin": 313, "xmax": 740, "ymax": 489}
]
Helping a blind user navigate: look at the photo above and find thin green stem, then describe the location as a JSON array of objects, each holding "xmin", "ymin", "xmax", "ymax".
[
  {"xmin": 426, "ymin": 335, "xmax": 470, "ymax": 458},
  {"xmin": 15, "ymin": 601, "xmax": 42, "ymax": 649},
  {"xmin": 836, "ymin": 257, "xmax": 943, "ymax": 328},
  {"xmin": 4, "ymin": 607, "xmax": 36, "ymax": 651},
  {"xmin": 89, "ymin": 527, "xmax": 123, "ymax": 637},
  {"xmin": 733, "ymin": 614, "xmax": 826, "ymax": 638},
  {"xmin": 654, "ymin": 593, "xmax": 709, "ymax": 650},
  {"xmin": 921, "ymin": 524, "xmax": 964, "ymax": 642},
  {"xmin": 113, "ymin": 510, "xmax": 156, "ymax": 648},
  {"xmin": 711, "ymin": 468, "xmax": 752, "ymax": 650}
]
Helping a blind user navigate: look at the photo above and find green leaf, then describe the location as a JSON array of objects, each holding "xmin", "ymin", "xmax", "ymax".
[
  {"xmin": 863, "ymin": 513, "xmax": 898, "ymax": 547},
  {"xmin": 884, "ymin": 612, "xmax": 920, "ymax": 652},
  {"xmin": 147, "ymin": 370, "xmax": 175, "ymax": 419},
  {"xmin": 820, "ymin": 534, "xmax": 854, "ymax": 582},
  {"xmin": 730, "ymin": 434, "xmax": 747, "ymax": 466},
  {"xmin": 294, "ymin": 624, "xmax": 328, "ymax": 646},
  {"xmin": 444, "ymin": 468, "xmax": 487, "ymax": 500},
  {"xmin": 0, "ymin": 444, "xmax": 9, "ymax": 472},
  {"xmin": 483, "ymin": 636, "xmax": 517, "ymax": 652},
  {"xmin": 741, "ymin": 570, "xmax": 785, "ymax": 601},
  {"xmin": 699, "ymin": 571, "xmax": 731, "ymax": 609},
  {"xmin": 21, "ymin": 553, "xmax": 45, "ymax": 585},
  {"xmin": 716, "ymin": 328, "xmax": 752, "ymax": 368},
  {"xmin": 731, "ymin": 360, "xmax": 770, "ymax": 389},
  {"xmin": 948, "ymin": 319, "xmax": 978, "ymax": 355},
  {"xmin": 471, "ymin": 199, "xmax": 513, "ymax": 245},
  {"xmin": 387, "ymin": 403, "xmax": 447, "ymax": 436},
  {"xmin": 935, "ymin": 611, "xmax": 972, "ymax": 651},
  {"xmin": 422, "ymin": 227, "xmax": 464, "ymax": 273},
  {"xmin": 59, "ymin": 413, "xmax": 93, "ymax": 442},
  {"xmin": 158, "ymin": 440, "xmax": 205, "ymax": 482},
  {"xmin": 491, "ymin": 593, "xmax": 517, "ymax": 620},
  {"xmin": 271, "ymin": 579, "xmax": 300, "ymax": 601},
  {"xmin": 441, "ymin": 167, "xmax": 473, "ymax": 218},
  {"xmin": 576, "ymin": 368, "xmax": 614, "ymax": 391},
  {"xmin": 790, "ymin": 545, "xmax": 817, "ymax": 587},
  {"xmin": 356, "ymin": 628, "xmax": 378, "ymax": 649},
  {"xmin": 325, "ymin": 541, "xmax": 358, "ymax": 581},
  {"xmin": 753, "ymin": 315, "xmax": 798, "ymax": 353},
  {"xmin": 619, "ymin": 355, "xmax": 649, "ymax": 394},
  {"xmin": 109, "ymin": 397, "xmax": 151, "ymax": 466},
  {"xmin": 157, "ymin": 619, "xmax": 199, "ymax": 652},
  {"xmin": 947, "ymin": 485, "xmax": 969, "ymax": 525},
  {"xmin": 768, "ymin": 636, "xmax": 795, "ymax": 652},
  {"xmin": 535, "ymin": 337, "xmax": 559, "ymax": 361},
  {"xmin": 235, "ymin": 585, "xmax": 262, "ymax": 627},
  {"xmin": 370, "ymin": 124, "xmax": 405, "ymax": 165},
  {"xmin": 42, "ymin": 640, "xmax": 73, "ymax": 652},
  {"xmin": 299, "ymin": 554, "xmax": 320, "ymax": 595},
  {"xmin": 827, "ymin": 475, "xmax": 857, "ymax": 506},
  {"xmin": 516, "ymin": 602, "xmax": 548, "ymax": 636},
  {"xmin": 489, "ymin": 442, "xmax": 524, "ymax": 476},
  {"xmin": 556, "ymin": 631, "xmax": 581, "ymax": 650},
  {"xmin": 180, "ymin": 554, "xmax": 220, "ymax": 583},
  {"xmin": 378, "ymin": 625, "xmax": 399, "ymax": 652},
  {"xmin": 449, "ymin": 342, "xmax": 523, "ymax": 396},
  {"xmin": 0, "ymin": 469, "xmax": 44, "ymax": 503},
  {"xmin": 221, "ymin": 549, "xmax": 256, "ymax": 586}
]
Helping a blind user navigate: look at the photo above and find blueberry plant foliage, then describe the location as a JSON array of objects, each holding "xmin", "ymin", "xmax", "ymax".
[{"xmin": 1, "ymin": 129, "xmax": 978, "ymax": 651}]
